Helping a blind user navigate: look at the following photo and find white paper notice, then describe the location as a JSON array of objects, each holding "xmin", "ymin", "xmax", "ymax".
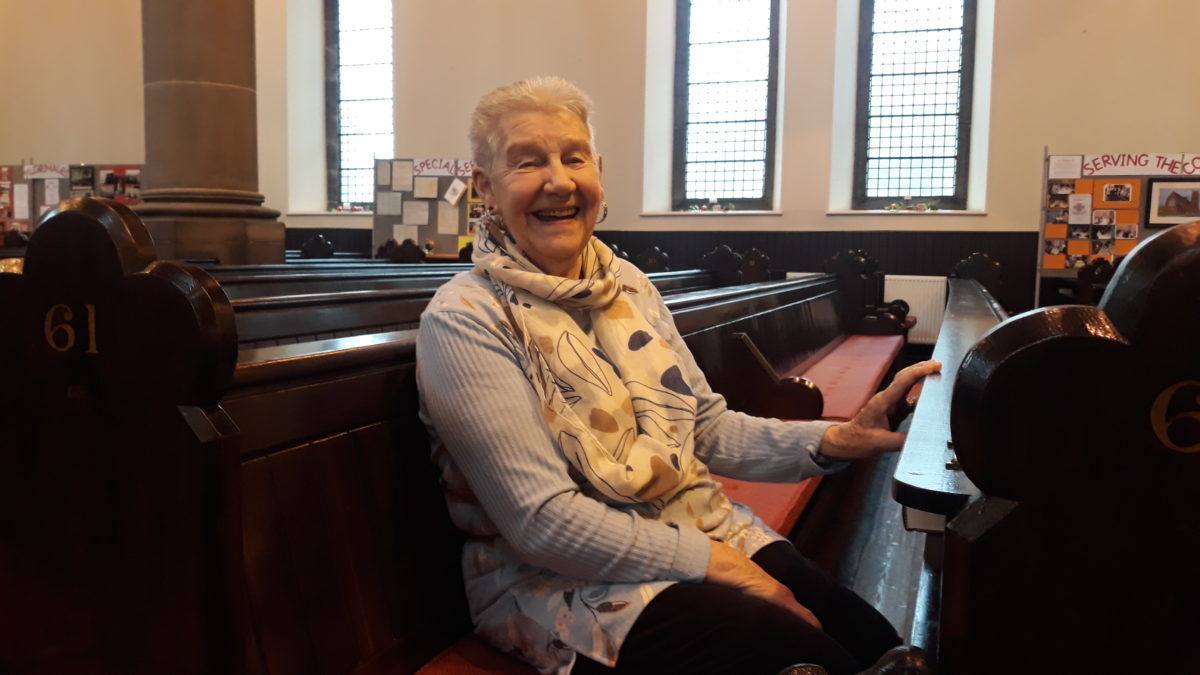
[
  {"xmin": 403, "ymin": 200, "xmax": 429, "ymax": 225},
  {"xmin": 443, "ymin": 178, "xmax": 467, "ymax": 206},
  {"xmin": 1048, "ymin": 155, "xmax": 1083, "ymax": 180},
  {"xmin": 375, "ymin": 160, "xmax": 392, "ymax": 186},
  {"xmin": 413, "ymin": 176, "xmax": 439, "ymax": 199},
  {"xmin": 391, "ymin": 160, "xmax": 414, "ymax": 192},
  {"xmin": 437, "ymin": 200, "xmax": 459, "ymax": 235},
  {"xmin": 1068, "ymin": 194, "xmax": 1092, "ymax": 224},
  {"xmin": 392, "ymin": 224, "xmax": 419, "ymax": 244},
  {"xmin": 376, "ymin": 191, "xmax": 404, "ymax": 216},
  {"xmin": 13, "ymin": 183, "xmax": 29, "ymax": 220},
  {"xmin": 44, "ymin": 179, "xmax": 60, "ymax": 205}
]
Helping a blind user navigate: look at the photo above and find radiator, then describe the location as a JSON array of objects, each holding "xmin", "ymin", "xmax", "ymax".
[{"xmin": 883, "ymin": 275, "xmax": 947, "ymax": 345}]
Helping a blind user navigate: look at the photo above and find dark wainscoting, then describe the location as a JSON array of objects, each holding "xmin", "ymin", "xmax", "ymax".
[
  {"xmin": 278, "ymin": 227, "xmax": 1038, "ymax": 313},
  {"xmin": 596, "ymin": 230, "xmax": 1037, "ymax": 313},
  {"xmin": 285, "ymin": 227, "xmax": 373, "ymax": 255}
]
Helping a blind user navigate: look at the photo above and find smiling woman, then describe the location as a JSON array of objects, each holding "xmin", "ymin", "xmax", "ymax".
[
  {"xmin": 471, "ymin": 108, "xmax": 604, "ymax": 277},
  {"xmin": 415, "ymin": 76, "xmax": 938, "ymax": 675}
]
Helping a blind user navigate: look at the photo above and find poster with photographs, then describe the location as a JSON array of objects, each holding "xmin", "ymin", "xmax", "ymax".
[
  {"xmin": 96, "ymin": 165, "xmax": 142, "ymax": 205},
  {"xmin": 1093, "ymin": 178, "xmax": 1140, "ymax": 209},
  {"xmin": 1041, "ymin": 157, "xmax": 1157, "ymax": 271},
  {"xmin": 70, "ymin": 165, "xmax": 96, "ymax": 197}
]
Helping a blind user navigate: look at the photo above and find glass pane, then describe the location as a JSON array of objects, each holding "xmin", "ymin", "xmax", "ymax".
[
  {"xmin": 687, "ymin": 81, "xmax": 768, "ymax": 124},
  {"xmin": 872, "ymin": 0, "xmax": 963, "ymax": 33},
  {"xmin": 689, "ymin": 40, "xmax": 770, "ymax": 83},
  {"xmin": 340, "ymin": 99, "xmax": 393, "ymax": 135},
  {"xmin": 689, "ymin": 0, "xmax": 771, "ymax": 44},
  {"xmin": 339, "ymin": 63, "xmax": 392, "ymax": 101},
  {"xmin": 340, "ymin": 27, "xmax": 392, "ymax": 66},
  {"xmin": 338, "ymin": 0, "xmax": 392, "ymax": 31},
  {"xmin": 341, "ymin": 168, "xmax": 375, "ymax": 204},
  {"xmin": 868, "ymin": 72, "xmax": 960, "ymax": 116},
  {"xmin": 686, "ymin": 121, "xmax": 767, "ymax": 162},
  {"xmin": 340, "ymin": 132, "xmax": 392, "ymax": 170},
  {"xmin": 872, "ymin": 30, "xmax": 962, "ymax": 76},
  {"xmin": 685, "ymin": 161, "xmax": 765, "ymax": 200}
]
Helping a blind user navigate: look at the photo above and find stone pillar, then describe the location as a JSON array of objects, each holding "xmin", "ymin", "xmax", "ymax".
[{"xmin": 135, "ymin": 0, "xmax": 283, "ymax": 264}]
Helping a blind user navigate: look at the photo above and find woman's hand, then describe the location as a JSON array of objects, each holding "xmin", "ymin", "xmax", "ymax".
[
  {"xmin": 705, "ymin": 540, "xmax": 821, "ymax": 629},
  {"xmin": 819, "ymin": 360, "xmax": 942, "ymax": 461}
]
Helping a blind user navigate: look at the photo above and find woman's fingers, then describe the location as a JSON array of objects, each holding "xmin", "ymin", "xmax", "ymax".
[{"xmin": 705, "ymin": 541, "xmax": 822, "ymax": 629}]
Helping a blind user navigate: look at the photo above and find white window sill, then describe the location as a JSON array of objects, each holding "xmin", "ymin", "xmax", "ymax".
[
  {"xmin": 825, "ymin": 209, "xmax": 988, "ymax": 216},
  {"xmin": 640, "ymin": 210, "xmax": 782, "ymax": 217},
  {"xmin": 286, "ymin": 211, "xmax": 374, "ymax": 216}
]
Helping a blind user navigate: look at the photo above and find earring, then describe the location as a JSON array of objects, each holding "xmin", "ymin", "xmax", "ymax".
[
  {"xmin": 479, "ymin": 208, "xmax": 506, "ymax": 232},
  {"xmin": 596, "ymin": 201, "xmax": 608, "ymax": 224}
]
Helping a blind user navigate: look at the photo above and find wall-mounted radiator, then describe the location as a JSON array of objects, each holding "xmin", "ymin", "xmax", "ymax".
[{"xmin": 883, "ymin": 275, "xmax": 947, "ymax": 345}]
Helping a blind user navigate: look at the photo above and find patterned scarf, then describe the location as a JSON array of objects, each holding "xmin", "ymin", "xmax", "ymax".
[{"xmin": 472, "ymin": 221, "xmax": 731, "ymax": 527}]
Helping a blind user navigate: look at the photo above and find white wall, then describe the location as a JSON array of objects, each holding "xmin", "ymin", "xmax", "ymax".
[
  {"xmin": 0, "ymin": 0, "xmax": 144, "ymax": 165},
  {"xmin": 6, "ymin": 0, "xmax": 1200, "ymax": 236}
]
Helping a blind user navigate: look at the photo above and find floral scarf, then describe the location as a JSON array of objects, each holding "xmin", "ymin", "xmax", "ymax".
[{"xmin": 472, "ymin": 223, "xmax": 732, "ymax": 526}]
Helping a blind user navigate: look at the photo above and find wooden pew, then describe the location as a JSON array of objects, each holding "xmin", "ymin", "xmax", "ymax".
[
  {"xmin": 209, "ymin": 264, "xmax": 716, "ymax": 300},
  {"xmin": 225, "ymin": 268, "xmax": 723, "ymax": 348},
  {"xmin": 0, "ymin": 199, "xmax": 508, "ymax": 674},
  {"xmin": 894, "ymin": 224, "xmax": 1200, "ymax": 673},
  {"xmin": 4, "ymin": 199, "xmax": 908, "ymax": 674}
]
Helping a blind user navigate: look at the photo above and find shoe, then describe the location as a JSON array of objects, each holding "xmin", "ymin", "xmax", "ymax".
[
  {"xmin": 775, "ymin": 665, "xmax": 829, "ymax": 675},
  {"xmin": 857, "ymin": 646, "xmax": 934, "ymax": 674}
]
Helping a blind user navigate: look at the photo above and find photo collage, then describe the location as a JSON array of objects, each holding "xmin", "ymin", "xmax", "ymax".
[{"xmin": 1042, "ymin": 177, "xmax": 1141, "ymax": 270}]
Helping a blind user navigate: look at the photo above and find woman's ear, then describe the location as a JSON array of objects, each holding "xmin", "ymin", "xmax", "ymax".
[{"xmin": 472, "ymin": 167, "xmax": 494, "ymax": 207}]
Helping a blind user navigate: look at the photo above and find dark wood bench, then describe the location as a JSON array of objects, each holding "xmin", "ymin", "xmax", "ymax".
[
  {"xmin": 0, "ymin": 199, "xmax": 913, "ymax": 674},
  {"xmin": 895, "ymin": 223, "xmax": 1200, "ymax": 673},
  {"xmin": 225, "ymin": 268, "xmax": 724, "ymax": 348},
  {"xmin": 889, "ymin": 277, "xmax": 1007, "ymax": 661}
]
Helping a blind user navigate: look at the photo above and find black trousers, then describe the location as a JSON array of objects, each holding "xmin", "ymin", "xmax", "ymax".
[{"xmin": 572, "ymin": 541, "xmax": 901, "ymax": 675}]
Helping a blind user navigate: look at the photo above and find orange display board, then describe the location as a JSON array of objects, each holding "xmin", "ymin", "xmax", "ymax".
[{"xmin": 1041, "ymin": 161, "xmax": 1151, "ymax": 272}]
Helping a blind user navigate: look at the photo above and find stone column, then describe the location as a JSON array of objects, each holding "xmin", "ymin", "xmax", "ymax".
[{"xmin": 135, "ymin": 0, "xmax": 283, "ymax": 264}]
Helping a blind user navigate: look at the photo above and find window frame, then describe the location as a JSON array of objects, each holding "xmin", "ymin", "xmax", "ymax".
[
  {"xmin": 324, "ymin": 0, "xmax": 340, "ymax": 210},
  {"xmin": 851, "ymin": 0, "xmax": 977, "ymax": 210},
  {"xmin": 672, "ymin": 0, "xmax": 781, "ymax": 212},
  {"xmin": 324, "ymin": 0, "xmax": 394, "ymax": 210}
]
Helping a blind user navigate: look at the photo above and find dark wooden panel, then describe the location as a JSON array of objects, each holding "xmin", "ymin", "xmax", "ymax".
[{"xmin": 594, "ymin": 230, "xmax": 1038, "ymax": 313}]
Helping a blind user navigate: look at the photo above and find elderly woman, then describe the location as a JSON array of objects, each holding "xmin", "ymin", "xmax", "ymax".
[{"xmin": 416, "ymin": 76, "xmax": 939, "ymax": 675}]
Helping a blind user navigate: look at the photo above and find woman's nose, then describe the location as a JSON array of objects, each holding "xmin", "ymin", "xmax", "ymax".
[{"xmin": 543, "ymin": 159, "xmax": 575, "ymax": 194}]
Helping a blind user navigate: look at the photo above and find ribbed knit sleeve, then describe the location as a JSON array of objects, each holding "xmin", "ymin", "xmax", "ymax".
[
  {"xmin": 417, "ymin": 308, "xmax": 711, "ymax": 584},
  {"xmin": 636, "ymin": 273, "xmax": 845, "ymax": 483}
]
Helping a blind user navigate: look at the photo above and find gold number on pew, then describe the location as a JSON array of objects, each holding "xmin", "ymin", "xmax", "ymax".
[
  {"xmin": 43, "ymin": 303, "xmax": 100, "ymax": 354},
  {"xmin": 1150, "ymin": 381, "xmax": 1200, "ymax": 453}
]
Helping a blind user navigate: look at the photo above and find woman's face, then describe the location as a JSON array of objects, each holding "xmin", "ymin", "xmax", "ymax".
[{"xmin": 473, "ymin": 109, "xmax": 602, "ymax": 278}]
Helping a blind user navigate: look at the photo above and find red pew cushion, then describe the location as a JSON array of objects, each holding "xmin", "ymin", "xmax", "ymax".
[
  {"xmin": 714, "ymin": 475, "xmax": 822, "ymax": 535},
  {"xmin": 791, "ymin": 334, "xmax": 904, "ymax": 421}
]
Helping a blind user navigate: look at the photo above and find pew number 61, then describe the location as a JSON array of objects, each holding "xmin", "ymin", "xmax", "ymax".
[{"xmin": 43, "ymin": 303, "xmax": 100, "ymax": 354}]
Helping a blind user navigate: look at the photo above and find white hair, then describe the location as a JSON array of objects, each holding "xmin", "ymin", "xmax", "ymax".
[{"xmin": 469, "ymin": 76, "xmax": 597, "ymax": 170}]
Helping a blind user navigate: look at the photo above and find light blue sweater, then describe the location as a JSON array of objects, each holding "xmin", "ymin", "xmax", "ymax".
[{"xmin": 416, "ymin": 263, "xmax": 838, "ymax": 672}]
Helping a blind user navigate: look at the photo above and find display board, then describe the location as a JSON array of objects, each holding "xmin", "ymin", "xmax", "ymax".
[
  {"xmin": 1040, "ymin": 152, "xmax": 1200, "ymax": 271},
  {"xmin": 1, "ymin": 163, "xmax": 142, "ymax": 236},
  {"xmin": 372, "ymin": 157, "xmax": 476, "ymax": 257}
]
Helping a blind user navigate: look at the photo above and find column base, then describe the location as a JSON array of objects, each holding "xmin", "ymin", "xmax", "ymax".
[{"xmin": 140, "ymin": 215, "xmax": 285, "ymax": 265}]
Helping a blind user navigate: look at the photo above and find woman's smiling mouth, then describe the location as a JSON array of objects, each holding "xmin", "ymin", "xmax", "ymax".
[{"xmin": 533, "ymin": 207, "xmax": 580, "ymax": 222}]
